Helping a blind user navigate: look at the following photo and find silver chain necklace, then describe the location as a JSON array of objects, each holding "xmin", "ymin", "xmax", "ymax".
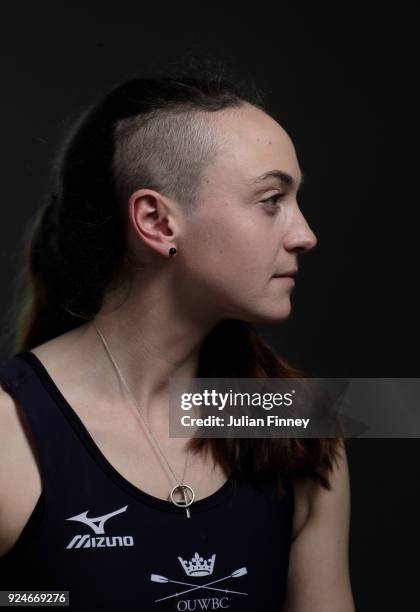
[{"xmin": 92, "ymin": 319, "xmax": 195, "ymax": 518}]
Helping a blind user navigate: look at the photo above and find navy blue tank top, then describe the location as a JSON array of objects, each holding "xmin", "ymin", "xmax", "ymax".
[{"xmin": 0, "ymin": 351, "xmax": 295, "ymax": 611}]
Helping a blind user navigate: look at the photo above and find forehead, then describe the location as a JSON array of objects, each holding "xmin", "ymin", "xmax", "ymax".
[{"xmin": 208, "ymin": 104, "xmax": 303, "ymax": 189}]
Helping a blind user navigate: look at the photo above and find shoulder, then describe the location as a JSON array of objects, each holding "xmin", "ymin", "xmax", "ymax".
[
  {"xmin": 286, "ymin": 441, "xmax": 355, "ymax": 611},
  {"xmin": 300, "ymin": 439, "xmax": 350, "ymax": 517},
  {"xmin": 0, "ymin": 382, "xmax": 43, "ymax": 557},
  {"xmin": 0, "ymin": 382, "xmax": 21, "ymax": 453},
  {"xmin": 291, "ymin": 440, "xmax": 350, "ymax": 539},
  {"xmin": 0, "ymin": 383, "xmax": 24, "ymax": 510},
  {"xmin": 0, "ymin": 377, "xmax": 38, "ymax": 463}
]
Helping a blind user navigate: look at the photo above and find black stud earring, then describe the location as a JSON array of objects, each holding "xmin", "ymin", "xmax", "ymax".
[{"xmin": 169, "ymin": 247, "xmax": 177, "ymax": 257}]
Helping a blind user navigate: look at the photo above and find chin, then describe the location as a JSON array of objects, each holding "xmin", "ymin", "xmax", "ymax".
[{"xmin": 243, "ymin": 303, "xmax": 293, "ymax": 325}]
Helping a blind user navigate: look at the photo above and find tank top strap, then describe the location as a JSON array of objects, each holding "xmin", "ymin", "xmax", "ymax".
[{"xmin": 0, "ymin": 351, "xmax": 106, "ymax": 503}]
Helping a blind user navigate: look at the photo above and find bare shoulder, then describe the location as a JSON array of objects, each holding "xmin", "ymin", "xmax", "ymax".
[
  {"xmin": 29, "ymin": 323, "xmax": 92, "ymax": 384},
  {"xmin": 285, "ymin": 441, "xmax": 355, "ymax": 611},
  {"xmin": 293, "ymin": 440, "xmax": 351, "ymax": 522},
  {"xmin": 0, "ymin": 383, "xmax": 23, "ymax": 466},
  {"xmin": 0, "ymin": 379, "xmax": 42, "ymax": 491},
  {"xmin": 0, "ymin": 383, "xmax": 43, "ymax": 557}
]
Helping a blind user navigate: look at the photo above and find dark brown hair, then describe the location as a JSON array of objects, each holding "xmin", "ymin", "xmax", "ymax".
[{"xmin": 8, "ymin": 63, "xmax": 343, "ymax": 498}]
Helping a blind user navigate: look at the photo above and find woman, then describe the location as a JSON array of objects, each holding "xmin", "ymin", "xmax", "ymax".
[{"xmin": 0, "ymin": 71, "xmax": 355, "ymax": 610}]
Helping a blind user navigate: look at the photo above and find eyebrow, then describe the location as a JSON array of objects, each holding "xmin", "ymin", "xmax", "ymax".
[{"xmin": 248, "ymin": 169, "xmax": 305, "ymax": 191}]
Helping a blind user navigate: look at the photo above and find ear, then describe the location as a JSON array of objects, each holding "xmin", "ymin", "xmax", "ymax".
[{"xmin": 127, "ymin": 188, "xmax": 178, "ymax": 257}]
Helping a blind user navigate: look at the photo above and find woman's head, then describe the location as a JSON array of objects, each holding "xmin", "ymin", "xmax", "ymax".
[
  {"xmin": 14, "ymin": 70, "xmax": 317, "ymax": 347},
  {"xmin": 145, "ymin": 102, "xmax": 317, "ymax": 325},
  {"xmin": 111, "ymin": 85, "xmax": 318, "ymax": 327}
]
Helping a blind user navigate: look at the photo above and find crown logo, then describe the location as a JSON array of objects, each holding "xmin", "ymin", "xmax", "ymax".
[{"xmin": 177, "ymin": 552, "xmax": 216, "ymax": 576}]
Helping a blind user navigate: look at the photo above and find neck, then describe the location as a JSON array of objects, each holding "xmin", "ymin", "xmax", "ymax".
[{"xmin": 75, "ymin": 271, "xmax": 222, "ymax": 422}]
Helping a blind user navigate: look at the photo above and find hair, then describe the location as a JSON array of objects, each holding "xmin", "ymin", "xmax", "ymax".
[{"xmin": 6, "ymin": 61, "xmax": 344, "ymax": 498}]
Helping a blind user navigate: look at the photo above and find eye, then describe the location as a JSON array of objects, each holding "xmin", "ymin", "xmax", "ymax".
[{"xmin": 261, "ymin": 193, "xmax": 286, "ymax": 208}]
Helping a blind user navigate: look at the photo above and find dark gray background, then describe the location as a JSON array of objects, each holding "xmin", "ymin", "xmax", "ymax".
[{"xmin": 1, "ymin": 2, "xmax": 418, "ymax": 610}]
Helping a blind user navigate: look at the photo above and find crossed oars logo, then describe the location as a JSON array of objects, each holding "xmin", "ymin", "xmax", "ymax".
[{"xmin": 150, "ymin": 567, "xmax": 248, "ymax": 602}]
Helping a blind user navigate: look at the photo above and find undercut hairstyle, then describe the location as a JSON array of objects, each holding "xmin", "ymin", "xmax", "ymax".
[{"xmin": 113, "ymin": 106, "xmax": 232, "ymax": 217}]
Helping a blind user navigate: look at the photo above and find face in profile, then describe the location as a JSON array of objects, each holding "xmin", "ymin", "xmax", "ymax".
[{"xmin": 176, "ymin": 103, "xmax": 318, "ymax": 325}]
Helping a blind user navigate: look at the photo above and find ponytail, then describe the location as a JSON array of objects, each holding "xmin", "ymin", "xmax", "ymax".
[{"xmin": 12, "ymin": 193, "xmax": 82, "ymax": 352}]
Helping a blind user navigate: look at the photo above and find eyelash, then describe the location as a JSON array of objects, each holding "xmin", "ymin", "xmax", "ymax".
[{"xmin": 261, "ymin": 193, "xmax": 286, "ymax": 208}]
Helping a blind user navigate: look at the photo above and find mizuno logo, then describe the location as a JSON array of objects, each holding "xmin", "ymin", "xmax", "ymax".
[
  {"xmin": 65, "ymin": 504, "xmax": 135, "ymax": 550},
  {"xmin": 66, "ymin": 504, "xmax": 128, "ymax": 534}
]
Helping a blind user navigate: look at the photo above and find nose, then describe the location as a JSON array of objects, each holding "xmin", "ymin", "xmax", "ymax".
[{"xmin": 284, "ymin": 209, "xmax": 318, "ymax": 254}]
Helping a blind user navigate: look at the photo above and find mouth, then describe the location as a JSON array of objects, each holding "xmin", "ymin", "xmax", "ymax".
[
  {"xmin": 272, "ymin": 275, "xmax": 295, "ymax": 284},
  {"xmin": 272, "ymin": 269, "xmax": 298, "ymax": 279}
]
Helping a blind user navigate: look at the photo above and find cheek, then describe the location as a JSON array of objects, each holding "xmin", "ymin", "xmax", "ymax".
[{"xmin": 183, "ymin": 212, "xmax": 272, "ymax": 295}]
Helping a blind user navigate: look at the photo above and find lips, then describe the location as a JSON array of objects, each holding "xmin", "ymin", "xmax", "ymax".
[
  {"xmin": 272, "ymin": 269, "xmax": 298, "ymax": 278},
  {"xmin": 272, "ymin": 275, "xmax": 295, "ymax": 283}
]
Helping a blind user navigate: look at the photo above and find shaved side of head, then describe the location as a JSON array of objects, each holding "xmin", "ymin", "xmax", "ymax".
[{"xmin": 112, "ymin": 104, "xmax": 245, "ymax": 216}]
